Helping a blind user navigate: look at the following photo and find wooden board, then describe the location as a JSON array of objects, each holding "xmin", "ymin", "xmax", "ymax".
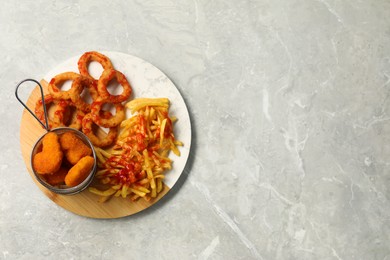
[{"xmin": 20, "ymin": 80, "xmax": 169, "ymax": 219}]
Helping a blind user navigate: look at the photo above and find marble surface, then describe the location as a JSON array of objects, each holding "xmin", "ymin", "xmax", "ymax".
[{"xmin": 1, "ymin": 0, "xmax": 390, "ymax": 259}]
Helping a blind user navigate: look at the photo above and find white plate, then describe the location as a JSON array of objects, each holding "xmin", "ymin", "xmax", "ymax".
[{"xmin": 44, "ymin": 51, "xmax": 191, "ymax": 190}]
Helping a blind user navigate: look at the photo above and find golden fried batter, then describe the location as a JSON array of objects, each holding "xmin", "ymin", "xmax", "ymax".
[
  {"xmin": 65, "ymin": 156, "xmax": 94, "ymax": 187},
  {"xmin": 33, "ymin": 132, "xmax": 63, "ymax": 174},
  {"xmin": 43, "ymin": 167, "xmax": 68, "ymax": 186},
  {"xmin": 59, "ymin": 132, "xmax": 92, "ymax": 165}
]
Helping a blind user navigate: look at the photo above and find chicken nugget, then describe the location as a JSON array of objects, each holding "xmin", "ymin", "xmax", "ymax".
[
  {"xmin": 65, "ymin": 156, "xmax": 95, "ymax": 187},
  {"xmin": 33, "ymin": 132, "xmax": 63, "ymax": 174},
  {"xmin": 60, "ymin": 132, "xmax": 92, "ymax": 165},
  {"xmin": 42, "ymin": 167, "xmax": 68, "ymax": 186}
]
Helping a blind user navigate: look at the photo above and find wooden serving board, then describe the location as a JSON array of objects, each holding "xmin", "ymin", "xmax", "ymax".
[{"xmin": 20, "ymin": 80, "xmax": 169, "ymax": 219}]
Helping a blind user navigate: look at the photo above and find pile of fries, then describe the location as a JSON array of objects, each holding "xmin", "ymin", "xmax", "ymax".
[{"xmin": 89, "ymin": 98, "xmax": 183, "ymax": 202}]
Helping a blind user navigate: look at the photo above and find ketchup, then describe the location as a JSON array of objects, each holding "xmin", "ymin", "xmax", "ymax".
[{"xmin": 113, "ymin": 161, "xmax": 142, "ymax": 185}]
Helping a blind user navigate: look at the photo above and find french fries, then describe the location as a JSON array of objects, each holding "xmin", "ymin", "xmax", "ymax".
[
  {"xmin": 89, "ymin": 98, "xmax": 183, "ymax": 202},
  {"xmin": 126, "ymin": 98, "xmax": 169, "ymax": 113}
]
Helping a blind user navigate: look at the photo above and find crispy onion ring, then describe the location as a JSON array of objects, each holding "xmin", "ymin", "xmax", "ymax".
[
  {"xmin": 62, "ymin": 101, "xmax": 86, "ymax": 130},
  {"xmin": 70, "ymin": 76, "xmax": 99, "ymax": 113},
  {"xmin": 78, "ymin": 51, "xmax": 114, "ymax": 81},
  {"xmin": 48, "ymin": 72, "xmax": 82, "ymax": 100},
  {"xmin": 35, "ymin": 94, "xmax": 67, "ymax": 129},
  {"xmin": 68, "ymin": 109, "xmax": 85, "ymax": 130},
  {"xmin": 36, "ymin": 52, "xmax": 131, "ymax": 147},
  {"xmin": 82, "ymin": 112, "xmax": 118, "ymax": 148},
  {"xmin": 90, "ymin": 97, "xmax": 125, "ymax": 128},
  {"xmin": 97, "ymin": 68, "xmax": 132, "ymax": 103}
]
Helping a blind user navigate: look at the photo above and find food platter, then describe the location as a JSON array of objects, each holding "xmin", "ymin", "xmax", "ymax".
[{"xmin": 19, "ymin": 51, "xmax": 191, "ymax": 218}]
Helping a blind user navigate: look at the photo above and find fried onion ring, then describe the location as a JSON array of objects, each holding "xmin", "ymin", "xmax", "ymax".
[
  {"xmin": 48, "ymin": 72, "xmax": 82, "ymax": 100},
  {"xmin": 35, "ymin": 94, "xmax": 66, "ymax": 129},
  {"xmin": 78, "ymin": 51, "xmax": 114, "ymax": 81},
  {"xmin": 70, "ymin": 76, "xmax": 99, "ymax": 113},
  {"xmin": 62, "ymin": 101, "xmax": 86, "ymax": 130},
  {"xmin": 68, "ymin": 109, "xmax": 85, "ymax": 130},
  {"xmin": 82, "ymin": 112, "xmax": 118, "ymax": 148},
  {"xmin": 97, "ymin": 69, "xmax": 132, "ymax": 103},
  {"xmin": 90, "ymin": 97, "xmax": 125, "ymax": 128},
  {"xmin": 36, "ymin": 52, "xmax": 130, "ymax": 147}
]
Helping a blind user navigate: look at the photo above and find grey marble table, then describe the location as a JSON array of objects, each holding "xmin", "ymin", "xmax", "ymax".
[{"xmin": 1, "ymin": 0, "xmax": 390, "ymax": 259}]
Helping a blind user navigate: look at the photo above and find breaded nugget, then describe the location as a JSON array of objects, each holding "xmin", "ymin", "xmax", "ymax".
[
  {"xmin": 42, "ymin": 167, "xmax": 68, "ymax": 186},
  {"xmin": 33, "ymin": 132, "xmax": 63, "ymax": 174},
  {"xmin": 65, "ymin": 156, "xmax": 94, "ymax": 187},
  {"xmin": 59, "ymin": 132, "xmax": 92, "ymax": 165}
]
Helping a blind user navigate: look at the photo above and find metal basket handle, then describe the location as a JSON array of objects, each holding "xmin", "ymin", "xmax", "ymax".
[{"xmin": 15, "ymin": 79, "xmax": 50, "ymax": 131}]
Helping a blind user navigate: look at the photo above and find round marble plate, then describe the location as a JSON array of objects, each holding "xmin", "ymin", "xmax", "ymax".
[{"xmin": 19, "ymin": 51, "xmax": 191, "ymax": 218}]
